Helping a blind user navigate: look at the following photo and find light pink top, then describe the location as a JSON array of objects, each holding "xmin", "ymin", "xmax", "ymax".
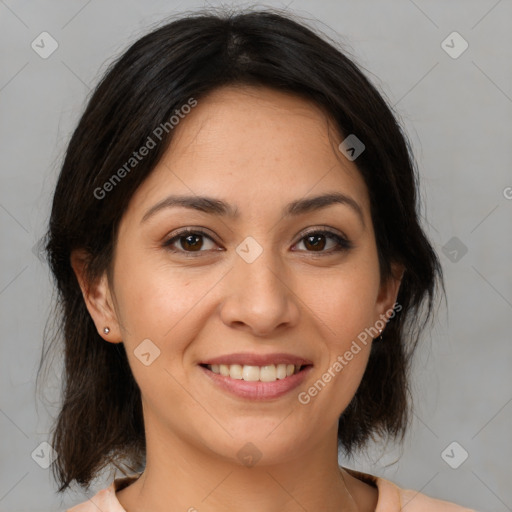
[{"xmin": 66, "ymin": 467, "xmax": 476, "ymax": 511}]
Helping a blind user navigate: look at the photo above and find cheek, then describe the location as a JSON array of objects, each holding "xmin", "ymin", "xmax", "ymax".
[
  {"xmin": 112, "ymin": 247, "xmax": 222, "ymax": 353},
  {"xmin": 300, "ymin": 306, "xmax": 373, "ymax": 421},
  {"xmin": 111, "ymin": 255, "xmax": 206, "ymax": 406},
  {"xmin": 298, "ymin": 340, "xmax": 371, "ymax": 424},
  {"xmin": 300, "ymin": 262, "xmax": 379, "ymax": 405},
  {"xmin": 307, "ymin": 266, "xmax": 380, "ymax": 344}
]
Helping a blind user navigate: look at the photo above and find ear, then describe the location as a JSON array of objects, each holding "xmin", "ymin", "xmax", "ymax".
[
  {"xmin": 70, "ymin": 249, "xmax": 123, "ymax": 343},
  {"xmin": 374, "ymin": 262, "xmax": 405, "ymax": 327}
]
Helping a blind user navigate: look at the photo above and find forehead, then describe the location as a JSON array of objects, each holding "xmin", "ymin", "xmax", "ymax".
[{"xmin": 124, "ymin": 85, "xmax": 371, "ymax": 224}]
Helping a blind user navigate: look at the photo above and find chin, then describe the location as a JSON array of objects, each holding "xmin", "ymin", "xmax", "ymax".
[{"xmin": 203, "ymin": 421, "xmax": 312, "ymax": 467}]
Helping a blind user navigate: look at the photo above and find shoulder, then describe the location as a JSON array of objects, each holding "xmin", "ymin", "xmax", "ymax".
[
  {"xmin": 66, "ymin": 487, "xmax": 115, "ymax": 512},
  {"xmin": 66, "ymin": 474, "xmax": 140, "ymax": 512},
  {"xmin": 398, "ymin": 486, "xmax": 478, "ymax": 512},
  {"xmin": 342, "ymin": 467, "xmax": 477, "ymax": 512}
]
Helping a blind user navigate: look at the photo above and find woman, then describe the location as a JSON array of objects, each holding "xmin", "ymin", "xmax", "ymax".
[{"xmin": 41, "ymin": 8, "xmax": 475, "ymax": 511}]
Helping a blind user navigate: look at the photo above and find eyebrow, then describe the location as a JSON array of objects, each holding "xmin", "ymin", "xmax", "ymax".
[{"xmin": 141, "ymin": 192, "xmax": 365, "ymax": 227}]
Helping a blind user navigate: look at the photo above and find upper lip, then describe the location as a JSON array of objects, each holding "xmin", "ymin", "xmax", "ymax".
[{"xmin": 200, "ymin": 353, "xmax": 313, "ymax": 367}]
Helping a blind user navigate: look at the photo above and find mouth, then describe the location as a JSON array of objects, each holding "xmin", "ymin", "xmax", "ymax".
[
  {"xmin": 200, "ymin": 363, "xmax": 309, "ymax": 382},
  {"xmin": 198, "ymin": 354, "xmax": 313, "ymax": 400}
]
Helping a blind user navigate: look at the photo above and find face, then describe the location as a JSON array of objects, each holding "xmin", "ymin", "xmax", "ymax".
[{"xmin": 77, "ymin": 85, "xmax": 401, "ymax": 466}]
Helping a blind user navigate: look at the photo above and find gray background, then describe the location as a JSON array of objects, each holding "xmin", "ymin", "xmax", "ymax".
[{"xmin": 1, "ymin": 1, "xmax": 511, "ymax": 511}]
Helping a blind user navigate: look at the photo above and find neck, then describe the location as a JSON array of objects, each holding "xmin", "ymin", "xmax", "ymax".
[{"xmin": 116, "ymin": 422, "xmax": 365, "ymax": 512}]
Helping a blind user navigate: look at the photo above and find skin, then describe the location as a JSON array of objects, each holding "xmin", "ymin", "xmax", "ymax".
[{"xmin": 72, "ymin": 85, "xmax": 402, "ymax": 512}]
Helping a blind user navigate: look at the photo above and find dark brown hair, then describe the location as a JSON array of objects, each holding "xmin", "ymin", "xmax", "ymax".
[{"xmin": 37, "ymin": 7, "xmax": 443, "ymax": 492}]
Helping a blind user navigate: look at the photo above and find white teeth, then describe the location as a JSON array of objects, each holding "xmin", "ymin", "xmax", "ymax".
[
  {"xmin": 276, "ymin": 364, "xmax": 287, "ymax": 379},
  {"xmin": 229, "ymin": 364, "xmax": 243, "ymax": 379},
  {"xmin": 206, "ymin": 363, "xmax": 303, "ymax": 382},
  {"xmin": 242, "ymin": 365, "xmax": 260, "ymax": 381},
  {"xmin": 259, "ymin": 365, "xmax": 276, "ymax": 382}
]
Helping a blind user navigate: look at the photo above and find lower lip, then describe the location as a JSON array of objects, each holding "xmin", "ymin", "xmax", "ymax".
[{"xmin": 199, "ymin": 365, "xmax": 313, "ymax": 400}]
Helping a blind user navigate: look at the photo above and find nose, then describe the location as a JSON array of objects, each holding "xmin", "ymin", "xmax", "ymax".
[{"xmin": 219, "ymin": 248, "xmax": 301, "ymax": 337}]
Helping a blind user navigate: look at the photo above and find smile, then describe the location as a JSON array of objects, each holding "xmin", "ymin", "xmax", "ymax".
[
  {"xmin": 199, "ymin": 357, "xmax": 313, "ymax": 400},
  {"xmin": 204, "ymin": 363, "xmax": 304, "ymax": 382}
]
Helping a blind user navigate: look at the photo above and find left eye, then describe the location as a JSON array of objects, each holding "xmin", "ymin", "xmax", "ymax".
[{"xmin": 292, "ymin": 230, "xmax": 351, "ymax": 253}]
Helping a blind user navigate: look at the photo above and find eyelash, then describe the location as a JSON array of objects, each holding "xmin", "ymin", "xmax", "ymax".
[{"xmin": 162, "ymin": 227, "xmax": 353, "ymax": 257}]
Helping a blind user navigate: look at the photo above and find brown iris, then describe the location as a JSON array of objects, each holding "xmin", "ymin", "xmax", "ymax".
[
  {"xmin": 303, "ymin": 234, "xmax": 327, "ymax": 251},
  {"xmin": 181, "ymin": 234, "xmax": 204, "ymax": 251}
]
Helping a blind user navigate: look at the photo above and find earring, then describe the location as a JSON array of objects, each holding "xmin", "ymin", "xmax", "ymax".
[
  {"xmin": 103, "ymin": 327, "xmax": 110, "ymax": 334},
  {"xmin": 376, "ymin": 328, "xmax": 383, "ymax": 342}
]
